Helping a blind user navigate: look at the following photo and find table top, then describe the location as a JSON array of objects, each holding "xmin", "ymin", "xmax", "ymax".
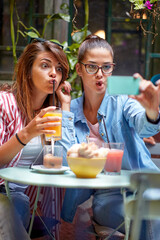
[{"xmin": 0, "ymin": 167, "xmax": 132, "ymax": 189}]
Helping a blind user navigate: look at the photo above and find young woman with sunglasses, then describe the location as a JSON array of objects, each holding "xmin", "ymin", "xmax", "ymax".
[
  {"xmin": 60, "ymin": 34, "xmax": 160, "ymax": 239},
  {"xmin": 0, "ymin": 39, "xmax": 71, "ymax": 239}
]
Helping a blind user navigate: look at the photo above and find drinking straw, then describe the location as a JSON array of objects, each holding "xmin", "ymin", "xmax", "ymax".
[
  {"xmin": 86, "ymin": 136, "xmax": 89, "ymax": 143},
  {"xmin": 53, "ymin": 80, "xmax": 55, "ymax": 106},
  {"xmin": 102, "ymin": 115, "xmax": 111, "ymax": 148},
  {"xmin": 51, "ymin": 137, "xmax": 55, "ymax": 155}
]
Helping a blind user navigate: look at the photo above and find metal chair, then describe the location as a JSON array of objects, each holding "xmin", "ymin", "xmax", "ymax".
[
  {"xmin": 87, "ymin": 217, "xmax": 125, "ymax": 240},
  {"xmin": 124, "ymin": 172, "xmax": 160, "ymax": 240}
]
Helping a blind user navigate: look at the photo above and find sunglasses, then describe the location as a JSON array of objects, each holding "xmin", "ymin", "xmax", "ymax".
[{"xmin": 29, "ymin": 37, "xmax": 64, "ymax": 49}]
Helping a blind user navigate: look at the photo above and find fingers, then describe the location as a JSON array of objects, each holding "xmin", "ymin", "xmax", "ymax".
[
  {"xmin": 133, "ymin": 73, "xmax": 143, "ymax": 81},
  {"xmin": 34, "ymin": 107, "xmax": 62, "ymax": 131},
  {"xmin": 58, "ymin": 81, "xmax": 72, "ymax": 94},
  {"xmin": 143, "ymin": 137, "xmax": 156, "ymax": 145},
  {"xmin": 155, "ymin": 79, "xmax": 160, "ymax": 86},
  {"xmin": 63, "ymin": 81, "xmax": 72, "ymax": 93},
  {"xmin": 38, "ymin": 106, "xmax": 57, "ymax": 118}
]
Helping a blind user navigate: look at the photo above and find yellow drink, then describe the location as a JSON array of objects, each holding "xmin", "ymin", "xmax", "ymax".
[{"xmin": 43, "ymin": 110, "xmax": 62, "ymax": 140}]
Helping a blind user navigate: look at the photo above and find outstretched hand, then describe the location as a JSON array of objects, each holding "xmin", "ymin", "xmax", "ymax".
[{"xmin": 129, "ymin": 73, "xmax": 160, "ymax": 121}]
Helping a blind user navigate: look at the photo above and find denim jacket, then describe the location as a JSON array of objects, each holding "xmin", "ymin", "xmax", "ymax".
[{"xmin": 60, "ymin": 90, "xmax": 160, "ymax": 222}]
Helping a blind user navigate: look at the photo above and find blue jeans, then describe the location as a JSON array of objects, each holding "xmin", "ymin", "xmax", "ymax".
[
  {"xmin": 92, "ymin": 189, "xmax": 160, "ymax": 240},
  {"xmin": 10, "ymin": 191, "xmax": 31, "ymax": 229},
  {"xmin": 0, "ymin": 193, "xmax": 30, "ymax": 240}
]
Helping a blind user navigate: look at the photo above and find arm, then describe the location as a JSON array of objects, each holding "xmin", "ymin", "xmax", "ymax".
[
  {"xmin": 123, "ymin": 97, "xmax": 160, "ymax": 138},
  {"xmin": 0, "ymin": 105, "xmax": 63, "ymax": 167},
  {"xmin": 130, "ymin": 73, "xmax": 160, "ymax": 122}
]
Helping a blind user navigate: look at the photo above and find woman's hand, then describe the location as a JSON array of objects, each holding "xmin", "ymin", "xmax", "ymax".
[
  {"xmin": 20, "ymin": 106, "xmax": 62, "ymax": 143},
  {"xmin": 143, "ymin": 137, "xmax": 156, "ymax": 145},
  {"xmin": 56, "ymin": 81, "xmax": 72, "ymax": 111},
  {"xmin": 0, "ymin": 106, "xmax": 62, "ymax": 165},
  {"xmin": 129, "ymin": 73, "xmax": 160, "ymax": 121}
]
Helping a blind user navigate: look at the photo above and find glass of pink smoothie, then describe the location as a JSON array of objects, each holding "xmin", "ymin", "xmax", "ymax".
[{"xmin": 104, "ymin": 143, "xmax": 124, "ymax": 175}]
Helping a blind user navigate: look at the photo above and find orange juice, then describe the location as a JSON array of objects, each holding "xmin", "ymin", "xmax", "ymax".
[{"xmin": 43, "ymin": 110, "xmax": 62, "ymax": 140}]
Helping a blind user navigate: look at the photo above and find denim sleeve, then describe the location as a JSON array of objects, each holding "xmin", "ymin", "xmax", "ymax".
[{"xmin": 123, "ymin": 98, "xmax": 160, "ymax": 138}]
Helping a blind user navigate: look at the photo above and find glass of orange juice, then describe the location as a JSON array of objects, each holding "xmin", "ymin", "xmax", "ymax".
[{"xmin": 43, "ymin": 107, "xmax": 62, "ymax": 141}]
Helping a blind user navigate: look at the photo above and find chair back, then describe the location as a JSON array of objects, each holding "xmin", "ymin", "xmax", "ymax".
[{"xmin": 125, "ymin": 171, "xmax": 160, "ymax": 240}]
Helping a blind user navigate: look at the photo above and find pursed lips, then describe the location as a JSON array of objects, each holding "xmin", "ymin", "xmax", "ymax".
[
  {"xmin": 49, "ymin": 79, "xmax": 56, "ymax": 84},
  {"xmin": 96, "ymin": 80, "xmax": 104, "ymax": 86}
]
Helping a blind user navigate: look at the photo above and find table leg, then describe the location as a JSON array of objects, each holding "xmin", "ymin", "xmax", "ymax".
[
  {"xmin": 4, "ymin": 180, "xmax": 11, "ymax": 201},
  {"xmin": 28, "ymin": 186, "xmax": 41, "ymax": 237}
]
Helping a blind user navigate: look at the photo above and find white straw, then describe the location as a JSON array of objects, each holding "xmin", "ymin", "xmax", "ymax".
[{"xmin": 51, "ymin": 137, "xmax": 55, "ymax": 155}]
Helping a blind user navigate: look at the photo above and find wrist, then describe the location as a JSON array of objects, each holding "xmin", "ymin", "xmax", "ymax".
[
  {"xmin": 15, "ymin": 133, "xmax": 26, "ymax": 146},
  {"xmin": 18, "ymin": 129, "xmax": 31, "ymax": 145},
  {"xmin": 146, "ymin": 113, "xmax": 160, "ymax": 124},
  {"xmin": 61, "ymin": 103, "xmax": 70, "ymax": 111}
]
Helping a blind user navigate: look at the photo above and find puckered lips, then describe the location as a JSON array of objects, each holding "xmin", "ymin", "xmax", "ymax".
[{"xmin": 96, "ymin": 80, "xmax": 104, "ymax": 88}]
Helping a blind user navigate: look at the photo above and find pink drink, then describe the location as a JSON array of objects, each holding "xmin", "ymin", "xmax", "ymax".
[
  {"xmin": 104, "ymin": 149, "xmax": 124, "ymax": 173},
  {"xmin": 43, "ymin": 154, "xmax": 62, "ymax": 168}
]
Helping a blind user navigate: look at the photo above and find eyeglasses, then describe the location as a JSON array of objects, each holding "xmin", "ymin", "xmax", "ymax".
[
  {"xmin": 29, "ymin": 37, "xmax": 64, "ymax": 49},
  {"xmin": 80, "ymin": 62, "xmax": 115, "ymax": 74}
]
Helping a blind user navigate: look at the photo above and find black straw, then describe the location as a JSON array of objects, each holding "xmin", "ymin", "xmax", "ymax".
[
  {"xmin": 102, "ymin": 115, "xmax": 111, "ymax": 148},
  {"xmin": 53, "ymin": 80, "xmax": 55, "ymax": 106}
]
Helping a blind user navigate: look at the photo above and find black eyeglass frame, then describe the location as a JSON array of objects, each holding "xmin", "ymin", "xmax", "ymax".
[
  {"xmin": 29, "ymin": 37, "xmax": 64, "ymax": 49},
  {"xmin": 80, "ymin": 61, "xmax": 115, "ymax": 74}
]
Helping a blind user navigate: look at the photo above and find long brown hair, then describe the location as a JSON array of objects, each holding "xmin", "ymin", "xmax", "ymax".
[{"xmin": 12, "ymin": 40, "xmax": 69, "ymax": 122}]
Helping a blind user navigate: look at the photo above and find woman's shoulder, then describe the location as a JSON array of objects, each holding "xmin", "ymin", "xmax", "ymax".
[
  {"xmin": 0, "ymin": 91, "xmax": 18, "ymax": 112},
  {"xmin": 0, "ymin": 91, "xmax": 16, "ymax": 103}
]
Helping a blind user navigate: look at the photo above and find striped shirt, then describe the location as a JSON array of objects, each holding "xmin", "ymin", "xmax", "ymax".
[
  {"xmin": 0, "ymin": 91, "xmax": 63, "ymax": 239},
  {"xmin": 0, "ymin": 91, "xmax": 24, "ymax": 173}
]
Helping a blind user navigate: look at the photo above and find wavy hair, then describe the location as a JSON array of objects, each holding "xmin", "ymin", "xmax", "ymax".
[{"xmin": 12, "ymin": 41, "xmax": 69, "ymax": 122}]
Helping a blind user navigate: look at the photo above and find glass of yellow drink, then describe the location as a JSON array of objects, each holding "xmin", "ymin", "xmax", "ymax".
[{"xmin": 43, "ymin": 107, "xmax": 62, "ymax": 141}]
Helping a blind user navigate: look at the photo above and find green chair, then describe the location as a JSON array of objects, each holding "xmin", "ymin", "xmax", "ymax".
[{"xmin": 124, "ymin": 172, "xmax": 160, "ymax": 240}]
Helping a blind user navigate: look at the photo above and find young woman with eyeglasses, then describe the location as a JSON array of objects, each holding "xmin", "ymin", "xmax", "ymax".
[
  {"xmin": 60, "ymin": 34, "xmax": 160, "ymax": 239},
  {"xmin": 0, "ymin": 39, "xmax": 72, "ymax": 239}
]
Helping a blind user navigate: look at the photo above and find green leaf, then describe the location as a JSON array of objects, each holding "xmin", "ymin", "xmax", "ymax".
[
  {"xmin": 68, "ymin": 71, "xmax": 78, "ymax": 84},
  {"xmin": 60, "ymin": 3, "xmax": 69, "ymax": 11},
  {"xmin": 68, "ymin": 43, "xmax": 80, "ymax": 51},
  {"xmin": 25, "ymin": 31, "xmax": 39, "ymax": 38},
  {"xmin": 50, "ymin": 39, "xmax": 61, "ymax": 44},
  {"xmin": 49, "ymin": 13, "xmax": 70, "ymax": 22},
  {"xmin": 67, "ymin": 54, "xmax": 78, "ymax": 70},
  {"xmin": 72, "ymin": 30, "xmax": 91, "ymax": 44},
  {"xmin": 61, "ymin": 41, "xmax": 68, "ymax": 50},
  {"xmin": 150, "ymin": 0, "xmax": 157, "ymax": 3}
]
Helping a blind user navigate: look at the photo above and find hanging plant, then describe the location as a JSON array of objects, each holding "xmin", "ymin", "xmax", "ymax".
[
  {"xmin": 129, "ymin": 0, "xmax": 158, "ymax": 10},
  {"xmin": 128, "ymin": 0, "xmax": 160, "ymax": 40}
]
